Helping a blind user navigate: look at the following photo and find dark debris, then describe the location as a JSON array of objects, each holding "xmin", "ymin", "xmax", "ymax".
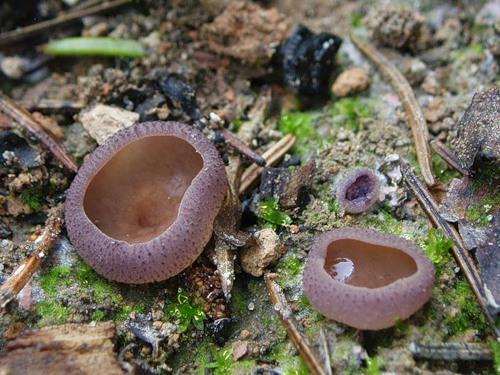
[
  {"xmin": 280, "ymin": 24, "xmax": 342, "ymax": 96},
  {"xmin": 452, "ymin": 87, "xmax": 500, "ymax": 172}
]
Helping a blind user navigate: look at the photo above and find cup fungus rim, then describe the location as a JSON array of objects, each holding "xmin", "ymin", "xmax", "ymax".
[
  {"xmin": 66, "ymin": 121, "xmax": 225, "ymax": 247},
  {"xmin": 65, "ymin": 121, "xmax": 227, "ymax": 283},
  {"xmin": 337, "ymin": 168, "xmax": 381, "ymax": 214},
  {"xmin": 304, "ymin": 228, "xmax": 435, "ymax": 330},
  {"xmin": 307, "ymin": 227, "xmax": 433, "ymax": 292}
]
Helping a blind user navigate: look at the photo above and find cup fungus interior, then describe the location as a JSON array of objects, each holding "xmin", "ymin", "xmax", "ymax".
[
  {"xmin": 344, "ymin": 174, "xmax": 375, "ymax": 202},
  {"xmin": 83, "ymin": 136, "xmax": 203, "ymax": 244},
  {"xmin": 324, "ymin": 239, "xmax": 418, "ymax": 288}
]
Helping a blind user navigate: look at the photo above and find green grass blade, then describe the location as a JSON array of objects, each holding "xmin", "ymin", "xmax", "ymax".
[{"xmin": 44, "ymin": 37, "xmax": 145, "ymax": 57}]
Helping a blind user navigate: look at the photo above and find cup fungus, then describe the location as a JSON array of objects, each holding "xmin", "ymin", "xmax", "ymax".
[
  {"xmin": 65, "ymin": 121, "xmax": 227, "ymax": 283},
  {"xmin": 303, "ymin": 227, "xmax": 435, "ymax": 330},
  {"xmin": 337, "ymin": 168, "xmax": 380, "ymax": 214}
]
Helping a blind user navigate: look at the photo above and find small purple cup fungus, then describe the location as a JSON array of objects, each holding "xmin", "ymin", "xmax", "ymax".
[
  {"xmin": 337, "ymin": 168, "xmax": 380, "ymax": 214},
  {"xmin": 303, "ymin": 227, "xmax": 435, "ymax": 330},
  {"xmin": 65, "ymin": 121, "xmax": 227, "ymax": 283}
]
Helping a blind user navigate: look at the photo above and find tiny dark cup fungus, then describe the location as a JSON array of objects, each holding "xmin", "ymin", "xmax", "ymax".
[
  {"xmin": 65, "ymin": 121, "xmax": 227, "ymax": 283},
  {"xmin": 303, "ymin": 227, "xmax": 435, "ymax": 330},
  {"xmin": 337, "ymin": 168, "xmax": 380, "ymax": 214}
]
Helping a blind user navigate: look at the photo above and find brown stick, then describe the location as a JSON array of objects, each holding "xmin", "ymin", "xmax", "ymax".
[
  {"xmin": 351, "ymin": 34, "xmax": 435, "ymax": 187},
  {"xmin": 0, "ymin": 0, "xmax": 133, "ymax": 47},
  {"xmin": 239, "ymin": 134, "xmax": 296, "ymax": 195},
  {"xmin": 410, "ymin": 342, "xmax": 493, "ymax": 361},
  {"xmin": 0, "ymin": 204, "xmax": 65, "ymax": 309},
  {"xmin": 430, "ymin": 139, "xmax": 469, "ymax": 176},
  {"xmin": 221, "ymin": 127, "xmax": 266, "ymax": 167},
  {"xmin": 0, "ymin": 91, "xmax": 78, "ymax": 172},
  {"xmin": 264, "ymin": 273, "xmax": 327, "ymax": 375},
  {"xmin": 18, "ymin": 99, "xmax": 85, "ymax": 112},
  {"xmin": 400, "ymin": 160, "xmax": 499, "ymax": 338}
]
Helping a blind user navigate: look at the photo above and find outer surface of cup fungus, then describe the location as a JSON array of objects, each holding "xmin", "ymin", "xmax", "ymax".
[
  {"xmin": 337, "ymin": 168, "xmax": 380, "ymax": 214},
  {"xmin": 65, "ymin": 121, "xmax": 227, "ymax": 283},
  {"xmin": 303, "ymin": 227, "xmax": 435, "ymax": 330}
]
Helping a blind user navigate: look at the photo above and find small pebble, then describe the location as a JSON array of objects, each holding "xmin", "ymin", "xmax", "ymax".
[{"xmin": 331, "ymin": 67, "xmax": 370, "ymax": 97}]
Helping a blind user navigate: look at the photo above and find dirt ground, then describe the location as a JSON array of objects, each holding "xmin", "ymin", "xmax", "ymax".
[{"xmin": 0, "ymin": 0, "xmax": 499, "ymax": 374}]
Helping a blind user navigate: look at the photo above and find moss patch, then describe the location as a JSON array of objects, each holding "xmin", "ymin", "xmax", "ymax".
[
  {"xmin": 331, "ymin": 97, "xmax": 372, "ymax": 132},
  {"xmin": 365, "ymin": 355, "xmax": 383, "ymax": 375},
  {"xmin": 278, "ymin": 111, "xmax": 321, "ymax": 156},
  {"xmin": 39, "ymin": 264, "xmax": 72, "ymax": 297},
  {"xmin": 364, "ymin": 208, "xmax": 404, "ymax": 237},
  {"xmin": 37, "ymin": 301, "xmax": 70, "ymax": 325},
  {"xmin": 20, "ymin": 186, "xmax": 44, "ymax": 212},
  {"xmin": 466, "ymin": 195, "xmax": 498, "ymax": 226},
  {"xmin": 37, "ymin": 262, "xmax": 147, "ymax": 324},
  {"xmin": 422, "ymin": 229, "xmax": 453, "ymax": 270},
  {"xmin": 165, "ymin": 288, "xmax": 207, "ymax": 332},
  {"xmin": 258, "ymin": 197, "xmax": 292, "ymax": 228},
  {"xmin": 489, "ymin": 340, "xmax": 500, "ymax": 375},
  {"xmin": 444, "ymin": 279, "xmax": 489, "ymax": 336}
]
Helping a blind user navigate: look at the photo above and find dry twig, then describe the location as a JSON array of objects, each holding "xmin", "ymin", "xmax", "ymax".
[
  {"xmin": 0, "ymin": 91, "xmax": 78, "ymax": 172},
  {"xmin": 18, "ymin": 98, "xmax": 85, "ymax": 112},
  {"xmin": 430, "ymin": 139, "xmax": 469, "ymax": 176},
  {"xmin": 221, "ymin": 127, "xmax": 266, "ymax": 167},
  {"xmin": 318, "ymin": 328, "xmax": 333, "ymax": 375},
  {"xmin": 265, "ymin": 273, "xmax": 327, "ymax": 375},
  {"xmin": 410, "ymin": 342, "xmax": 493, "ymax": 361},
  {"xmin": 351, "ymin": 34, "xmax": 435, "ymax": 187},
  {"xmin": 400, "ymin": 160, "xmax": 499, "ymax": 338},
  {"xmin": 0, "ymin": 204, "xmax": 65, "ymax": 309},
  {"xmin": 239, "ymin": 134, "xmax": 296, "ymax": 195},
  {"xmin": 0, "ymin": 0, "xmax": 133, "ymax": 47},
  {"xmin": 212, "ymin": 93, "xmax": 273, "ymax": 300}
]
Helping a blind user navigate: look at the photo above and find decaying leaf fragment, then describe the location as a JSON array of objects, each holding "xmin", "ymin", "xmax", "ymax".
[
  {"xmin": 440, "ymin": 171, "xmax": 500, "ymax": 313},
  {"xmin": 452, "ymin": 88, "xmax": 500, "ymax": 172},
  {"xmin": 0, "ymin": 322, "xmax": 124, "ymax": 374}
]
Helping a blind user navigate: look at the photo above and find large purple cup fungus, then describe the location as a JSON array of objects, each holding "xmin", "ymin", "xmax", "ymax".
[
  {"xmin": 303, "ymin": 227, "xmax": 435, "ymax": 330},
  {"xmin": 337, "ymin": 168, "xmax": 380, "ymax": 214},
  {"xmin": 65, "ymin": 121, "xmax": 227, "ymax": 283}
]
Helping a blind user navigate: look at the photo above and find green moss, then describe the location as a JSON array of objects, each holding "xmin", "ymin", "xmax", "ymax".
[
  {"xmin": 466, "ymin": 195, "xmax": 498, "ymax": 226},
  {"xmin": 329, "ymin": 200, "xmax": 340, "ymax": 214},
  {"xmin": 230, "ymin": 284, "xmax": 249, "ymax": 316},
  {"xmin": 422, "ymin": 229, "xmax": 453, "ymax": 269},
  {"xmin": 279, "ymin": 112, "xmax": 314, "ymax": 140},
  {"xmin": 20, "ymin": 186, "xmax": 44, "ymax": 212},
  {"xmin": 432, "ymin": 154, "xmax": 459, "ymax": 183},
  {"xmin": 365, "ymin": 209, "xmax": 403, "ymax": 236},
  {"xmin": 331, "ymin": 97, "xmax": 372, "ymax": 132},
  {"xmin": 365, "ymin": 356, "xmax": 383, "ymax": 375},
  {"xmin": 39, "ymin": 265, "xmax": 72, "ymax": 297},
  {"xmin": 92, "ymin": 309, "xmax": 106, "ymax": 321},
  {"xmin": 278, "ymin": 111, "xmax": 320, "ymax": 156},
  {"xmin": 272, "ymin": 342, "xmax": 309, "ymax": 375},
  {"xmin": 278, "ymin": 254, "xmax": 303, "ymax": 277},
  {"xmin": 444, "ymin": 279, "xmax": 489, "ymax": 336},
  {"xmin": 489, "ymin": 340, "xmax": 500, "ymax": 374},
  {"xmin": 165, "ymin": 288, "xmax": 207, "ymax": 332},
  {"xmin": 470, "ymin": 163, "xmax": 499, "ymax": 191},
  {"xmin": 37, "ymin": 301, "xmax": 70, "ymax": 324},
  {"xmin": 258, "ymin": 197, "xmax": 292, "ymax": 228},
  {"xmin": 450, "ymin": 43, "xmax": 484, "ymax": 62},
  {"xmin": 205, "ymin": 346, "xmax": 234, "ymax": 374},
  {"xmin": 350, "ymin": 12, "xmax": 364, "ymax": 28},
  {"xmin": 76, "ymin": 262, "xmax": 145, "ymax": 321},
  {"xmin": 231, "ymin": 118, "xmax": 243, "ymax": 132},
  {"xmin": 76, "ymin": 262, "xmax": 119, "ymax": 302}
]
